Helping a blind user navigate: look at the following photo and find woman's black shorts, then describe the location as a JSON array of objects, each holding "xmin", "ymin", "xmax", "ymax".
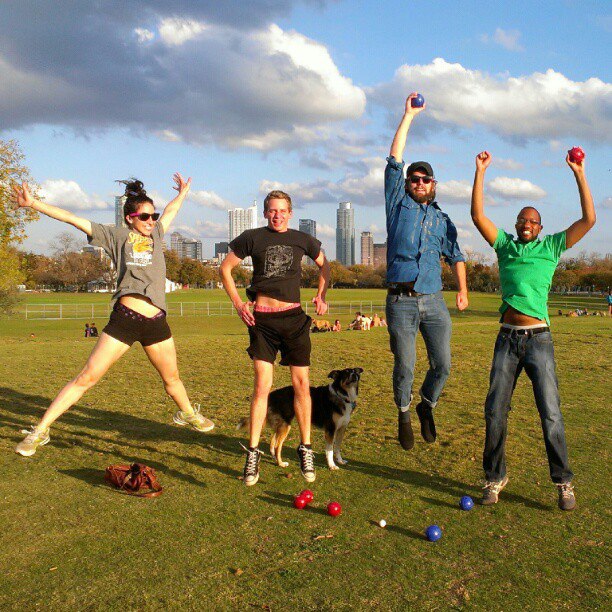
[
  {"xmin": 248, "ymin": 307, "xmax": 312, "ymax": 366},
  {"xmin": 103, "ymin": 303, "xmax": 172, "ymax": 347}
]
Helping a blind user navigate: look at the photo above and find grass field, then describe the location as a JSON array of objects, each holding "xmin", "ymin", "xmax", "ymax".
[{"xmin": 0, "ymin": 291, "xmax": 610, "ymax": 609}]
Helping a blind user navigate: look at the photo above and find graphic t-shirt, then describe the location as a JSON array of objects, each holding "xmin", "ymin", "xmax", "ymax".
[
  {"xmin": 229, "ymin": 227, "xmax": 321, "ymax": 303},
  {"xmin": 88, "ymin": 222, "xmax": 167, "ymax": 311},
  {"xmin": 494, "ymin": 229, "xmax": 567, "ymax": 324}
]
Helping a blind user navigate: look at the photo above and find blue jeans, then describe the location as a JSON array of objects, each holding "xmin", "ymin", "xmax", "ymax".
[
  {"xmin": 386, "ymin": 292, "xmax": 452, "ymax": 410},
  {"xmin": 483, "ymin": 330, "xmax": 573, "ymax": 484}
]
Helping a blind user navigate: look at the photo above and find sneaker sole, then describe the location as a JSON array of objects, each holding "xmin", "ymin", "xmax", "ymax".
[
  {"xmin": 16, "ymin": 437, "xmax": 50, "ymax": 457},
  {"xmin": 302, "ymin": 472, "xmax": 316, "ymax": 483},
  {"xmin": 244, "ymin": 474, "xmax": 259, "ymax": 486},
  {"xmin": 173, "ymin": 415, "xmax": 215, "ymax": 433}
]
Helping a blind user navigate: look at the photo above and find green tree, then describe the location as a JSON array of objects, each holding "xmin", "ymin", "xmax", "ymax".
[{"xmin": 0, "ymin": 139, "xmax": 38, "ymax": 312}]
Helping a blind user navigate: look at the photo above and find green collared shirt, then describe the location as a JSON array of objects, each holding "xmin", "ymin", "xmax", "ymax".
[{"xmin": 494, "ymin": 229, "xmax": 567, "ymax": 324}]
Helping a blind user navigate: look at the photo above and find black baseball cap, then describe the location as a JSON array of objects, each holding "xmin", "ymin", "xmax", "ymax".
[{"xmin": 406, "ymin": 161, "xmax": 434, "ymax": 179}]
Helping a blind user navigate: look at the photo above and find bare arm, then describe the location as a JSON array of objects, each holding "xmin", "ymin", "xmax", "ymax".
[
  {"xmin": 452, "ymin": 261, "xmax": 469, "ymax": 311},
  {"xmin": 159, "ymin": 173, "xmax": 192, "ymax": 234},
  {"xmin": 564, "ymin": 154, "xmax": 596, "ymax": 248},
  {"xmin": 389, "ymin": 93, "xmax": 425, "ymax": 162},
  {"xmin": 219, "ymin": 251, "xmax": 255, "ymax": 326},
  {"xmin": 470, "ymin": 151, "xmax": 498, "ymax": 246},
  {"xmin": 311, "ymin": 251, "xmax": 330, "ymax": 315},
  {"xmin": 12, "ymin": 182, "xmax": 92, "ymax": 236}
]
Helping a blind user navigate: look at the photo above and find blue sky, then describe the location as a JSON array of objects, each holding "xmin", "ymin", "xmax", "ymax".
[{"xmin": 2, "ymin": 0, "xmax": 610, "ymax": 260}]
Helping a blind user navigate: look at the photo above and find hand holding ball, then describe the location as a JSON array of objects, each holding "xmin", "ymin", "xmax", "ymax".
[
  {"xmin": 568, "ymin": 146, "xmax": 585, "ymax": 164},
  {"xmin": 411, "ymin": 93, "xmax": 425, "ymax": 108}
]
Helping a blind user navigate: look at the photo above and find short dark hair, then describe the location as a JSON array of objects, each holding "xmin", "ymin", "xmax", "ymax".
[{"xmin": 518, "ymin": 206, "xmax": 542, "ymax": 224}]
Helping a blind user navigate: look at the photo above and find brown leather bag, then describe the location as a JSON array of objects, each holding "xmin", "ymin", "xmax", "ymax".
[{"xmin": 104, "ymin": 463, "xmax": 163, "ymax": 498}]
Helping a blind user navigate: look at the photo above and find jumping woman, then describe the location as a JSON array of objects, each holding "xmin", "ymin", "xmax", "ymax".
[{"xmin": 12, "ymin": 174, "xmax": 214, "ymax": 456}]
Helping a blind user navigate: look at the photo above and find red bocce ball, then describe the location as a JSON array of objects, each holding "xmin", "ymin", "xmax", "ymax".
[
  {"xmin": 568, "ymin": 146, "xmax": 585, "ymax": 164},
  {"xmin": 300, "ymin": 489, "xmax": 314, "ymax": 504},
  {"xmin": 293, "ymin": 495, "xmax": 308, "ymax": 510},
  {"xmin": 327, "ymin": 501, "xmax": 342, "ymax": 517}
]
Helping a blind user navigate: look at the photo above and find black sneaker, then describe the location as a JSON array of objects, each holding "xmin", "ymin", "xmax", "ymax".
[
  {"xmin": 242, "ymin": 445, "xmax": 263, "ymax": 486},
  {"xmin": 398, "ymin": 410, "xmax": 414, "ymax": 450},
  {"xmin": 297, "ymin": 444, "xmax": 316, "ymax": 483},
  {"xmin": 416, "ymin": 401, "xmax": 436, "ymax": 443}
]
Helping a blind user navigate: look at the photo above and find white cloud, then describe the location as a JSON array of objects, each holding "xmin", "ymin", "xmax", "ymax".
[
  {"xmin": 488, "ymin": 177, "xmax": 546, "ymax": 200},
  {"xmin": 599, "ymin": 196, "xmax": 612, "ymax": 209},
  {"xmin": 316, "ymin": 223, "xmax": 336, "ymax": 238},
  {"xmin": 39, "ymin": 180, "xmax": 110, "ymax": 210},
  {"xmin": 170, "ymin": 220, "xmax": 227, "ymax": 239},
  {"xmin": 158, "ymin": 18, "xmax": 208, "ymax": 46},
  {"xmin": 495, "ymin": 157, "xmax": 524, "ymax": 170},
  {"xmin": 370, "ymin": 58, "xmax": 612, "ymax": 143},
  {"xmin": 189, "ymin": 190, "xmax": 236, "ymax": 210},
  {"xmin": 134, "ymin": 28, "xmax": 154, "ymax": 43},
  {"xmin": 481, "ymin": 28, "xmax": 524, "ymax": 52},
  {"xmin": 436, "ymin": 180, "xmax": 473, "ymax": 202}
]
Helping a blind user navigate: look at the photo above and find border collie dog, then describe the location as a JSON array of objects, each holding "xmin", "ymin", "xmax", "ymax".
[{"xmin": 237, "ymin": 368, "xmax": 363, "ymax": 470}]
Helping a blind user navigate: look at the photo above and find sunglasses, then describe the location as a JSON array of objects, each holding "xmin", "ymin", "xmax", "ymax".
[
  {"xmin": 128, "ymin": 212, "xmax": 160, "ymax": 221},
  {"xmin": 408, "ymin": 175, "xmax": 435, "ymax": 185}
]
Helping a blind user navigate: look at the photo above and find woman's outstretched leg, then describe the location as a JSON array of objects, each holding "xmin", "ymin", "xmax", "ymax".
[{"xmin": 16, "ymin": 333, "xmax": 130, "ymax": 456}]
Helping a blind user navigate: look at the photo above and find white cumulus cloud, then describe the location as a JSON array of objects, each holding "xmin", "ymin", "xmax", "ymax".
[
  {"xmin": 189, "ymin": 190, "xmax": 236, "ymax": 210},
  {"xmin": 158, "ymin": 17, "xmax": 208, "ymax": 46},
  {"xmin": 488, "ymin": 177, "xmax": 546, "ymax": 200},
  {"xmin": 370, "ymin": 58, "xmax": 612, "ymax": 143},
  {"xmin": 39, "ymin": 180, "xmax": 110, "ymax": 210},
  {"xmin": 481, "ymin": 28, "xmax": 525, "ymax": 52}
]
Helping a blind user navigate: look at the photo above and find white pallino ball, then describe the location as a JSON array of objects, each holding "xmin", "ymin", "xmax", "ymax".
[{"xmin": 379, "ymin": 519, "xmax": 387, "ymax": 528}]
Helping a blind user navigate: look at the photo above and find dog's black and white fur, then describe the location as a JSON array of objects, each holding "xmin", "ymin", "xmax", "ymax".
[{"xmin": 237, "ymin": 368, "xmax": 363, "ymax": 470}]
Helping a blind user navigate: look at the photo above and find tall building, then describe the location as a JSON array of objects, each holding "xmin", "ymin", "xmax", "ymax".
[
  {"xmin": 114, "ymin": 195, "xmax": 126, "ymax": 228},
  {"xmin": 170, "ymin": 231, "xmax": 202, "ymax": 260},
  {"xmin": 229, "ymin": 202, "xmax": 258, "ymax": 241},
  {"xmin": 215, "ymin": 241, "xmax": 229, "ymax": 261},
  {"xmin": 373, "ymin": 242, "xmax": 387, "ymax": 268},
  {"xmin": 336, "ymin": 201, "xmax": 355, "ymax": 266},
  {"xmin": 299, "ymin": 219, "xmax": 317, "ymax": 237},
  {"xmin": 361, "ymin": 231, "xmax": 374, "ymax": 266},
  {"xmin": 299, "ymin": 219, "xmax": 317, "ymax": 265}
]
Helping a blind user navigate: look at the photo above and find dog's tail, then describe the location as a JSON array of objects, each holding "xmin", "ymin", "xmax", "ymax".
[{"xmin": 236, "ymin": 417, "xmax": 250, "ymax": 431}]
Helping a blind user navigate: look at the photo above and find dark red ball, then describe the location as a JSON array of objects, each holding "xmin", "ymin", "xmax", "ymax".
[
  {"xmin": 293, "ymin": 495, "xmax": 308, "ymax": 510},
  {"xmin": 300, "ymin": 489, "xmax": 314, "ymax": 504},
  {"xmin": 327, "ymin": 501, "xmax": 342, "ymax": 517},
  {"xmin": 568, "ymin": 146, "xmax": 585, "ymax": 164}
]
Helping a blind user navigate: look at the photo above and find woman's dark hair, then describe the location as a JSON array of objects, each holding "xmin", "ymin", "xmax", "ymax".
[{"xmin": 116, "ymin": 178, "xmax": 154, "ymax": 218}]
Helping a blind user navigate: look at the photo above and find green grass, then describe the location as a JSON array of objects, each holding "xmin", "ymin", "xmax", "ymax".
[{"xmin": 0, "ymin": 292, "xmax": 610, "ymax": 609}]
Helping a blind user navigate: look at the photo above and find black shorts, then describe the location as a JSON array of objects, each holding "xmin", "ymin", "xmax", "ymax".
[
  {"xmin": 103, "ymin": 303, "xmax": 172, "ymax": 347},
  {"xmin": 248, "ymin": 307, "xmax": 312, "ymax": 367}
]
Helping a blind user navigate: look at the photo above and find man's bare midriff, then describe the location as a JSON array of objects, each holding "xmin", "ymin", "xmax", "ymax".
[
  {"xmin": 255, "ymin": 295, "xmax": 298, "ymax": 308},
  {"xmin": 501, "ymin": 305, "xmax": 546, "ymax": 326},
  {"xmin": 119, "ymin": 294, "xmax": 162, "ymax": 317}
]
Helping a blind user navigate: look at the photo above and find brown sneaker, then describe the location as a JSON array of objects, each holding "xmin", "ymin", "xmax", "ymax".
[
  {"xmin": 482, "ymin": 476, "xmax": 509, "ymax": 505},
  {"xmin": 557, "ymin": 482, "xmax": 576, "ymax": 511}
]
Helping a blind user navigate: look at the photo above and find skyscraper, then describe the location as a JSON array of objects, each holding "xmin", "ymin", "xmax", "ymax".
[
  {"xmin": 373, "ymin": 242, "xmax": 387, "ymax": 268},
  {"xmin": 229, "ymin": 202, "xmax": 258, "ymax": 241},
  {"xmin": 299, "ymin": 219, "xmax": 317, "ymax": 265},
  {"xmin": 170, "ymin": 231, "xmax": 202, "ymax": 260},
  {"xmin": 336, "ymin": 201, "xmax": 355, "ymax": 266},
  {"xmin": 361, "ymin": 231, "xmax": 374, "ymax": 266},
  {"xmin": 215, "ymin": 241, "xmax": 229, "ymax": 261},
  {"xmin": 114, "ymin": 195, "xmax": 126, "ymax": 228}
]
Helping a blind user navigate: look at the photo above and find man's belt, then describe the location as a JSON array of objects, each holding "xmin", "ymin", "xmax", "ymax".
[
  {"xmin": 388, "ymin": 283, "xmax": 422, "ymax": 297},
  {"xmin": 500, "ymin": 326, "xmax": 550, "ymax": 338}
]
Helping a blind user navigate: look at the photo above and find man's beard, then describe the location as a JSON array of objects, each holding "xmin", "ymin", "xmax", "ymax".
[{"xmin": 407, "ymin": 186, "xmax": 436, "ymax": 204}]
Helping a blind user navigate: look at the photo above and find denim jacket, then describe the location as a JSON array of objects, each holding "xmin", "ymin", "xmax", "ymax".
[{"xmin": 385, "ymin": 156, "xmax": 465, "ymax": 293}]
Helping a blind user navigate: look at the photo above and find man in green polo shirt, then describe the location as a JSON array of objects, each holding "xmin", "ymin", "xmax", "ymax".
[{"xmin": 470, "ymin": 150, "xmax": 595, "ymax": 511}]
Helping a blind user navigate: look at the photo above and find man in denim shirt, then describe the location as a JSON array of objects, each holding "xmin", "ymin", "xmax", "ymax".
[{"xmin": 385, "ymin": 93, "xmax": 468, "ymax": 451}]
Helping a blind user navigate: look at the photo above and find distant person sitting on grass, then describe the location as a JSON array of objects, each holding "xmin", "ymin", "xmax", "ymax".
[
  {"xmin": 471, "ymin": 150, "xmax": 595, "ymax": 511},
  {"xmin": 332, "ymin": 319, "xmax": 341, "ymax": 332},
  {"xmin": 607, "ymin": 290, "xmax": 612, "ymax": 316},
  {"xmin": 84, "ymin": 322, "xmax": 90, "ymax": 338},
  {"xmin": 90, "ymin": 323, "xmax": 99, "ymax": 337},
  {"xmin": 348, "ymin": 312, "xmax": 363, "ymax": 330},
  {"xmin": 12, "ymin": 175, "xmax": 214, "ymax": 457}
]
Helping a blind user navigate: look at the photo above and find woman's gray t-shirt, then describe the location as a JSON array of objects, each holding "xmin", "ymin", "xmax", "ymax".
[{"xmin": 88, "ymin": 222, "xmax": 167, "ymax": 312}]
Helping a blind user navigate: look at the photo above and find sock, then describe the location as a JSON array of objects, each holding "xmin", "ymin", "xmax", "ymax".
[
  {"xmin": 249, "ymin": 446, "xmax": 258, "ymax": 452},
  {"xmin": 301, "ymin": 443, "xmax": 312, "ymax": 449}
]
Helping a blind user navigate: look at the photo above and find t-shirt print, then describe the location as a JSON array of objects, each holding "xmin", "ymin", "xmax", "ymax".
[
  {"xmin": 263, "ymin": 244, "xmax": 293, "ymax": 277},
  {"xmin": 127, "ymin": 232, "xmax": 154, "ymax": 267}
]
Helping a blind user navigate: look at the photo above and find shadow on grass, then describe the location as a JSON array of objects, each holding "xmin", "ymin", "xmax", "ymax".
[
  {"xmin": 342, "ymin": 458, "xmax": 548, "ymax": 510},
  {"xmin": 368, "ymin": 519, "xmax": 424, "ymax": 540}
]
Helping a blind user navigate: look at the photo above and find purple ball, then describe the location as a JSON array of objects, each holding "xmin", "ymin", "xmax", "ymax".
[
  {"xmin": 460, "ymin": 495, "xmax": 474, "ymax": 511},
  {"xmin": 425, "ymin": 525, "xmax": 442, "ymax": 542},
  {"xmin": 411, "ymin": 94, "xmax": 425, "ymax": 108}
]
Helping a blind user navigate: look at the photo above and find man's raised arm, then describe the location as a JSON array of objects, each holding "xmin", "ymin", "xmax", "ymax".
[
  {"xmin": 564, "ymin": 154, "xmax": 596, "ymax": 249},
  {"xmin": 470, "ymin": 151, "xmax": 498, "ymax": 246},
  {"xmin": 389, "ymin": 93, "xmax": 425, "ymax": 162}
]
